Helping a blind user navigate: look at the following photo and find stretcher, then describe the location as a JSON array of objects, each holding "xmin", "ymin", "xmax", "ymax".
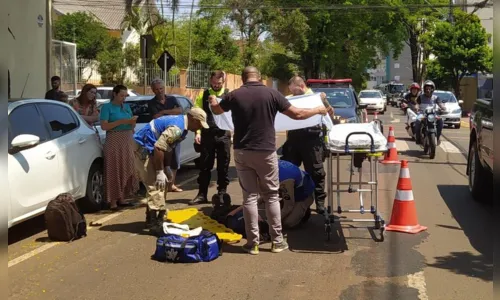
[{"xmin": 324, "ymin": 122, "xmax": 388, "ymax": 242}]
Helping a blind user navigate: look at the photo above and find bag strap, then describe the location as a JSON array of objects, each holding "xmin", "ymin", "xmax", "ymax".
[{"xmin": 179, "ymin": 238, "xmax": 201, "ymax": 262}]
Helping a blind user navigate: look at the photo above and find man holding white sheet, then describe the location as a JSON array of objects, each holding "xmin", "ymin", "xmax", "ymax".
[
  {"xmin": 281, "ymin": 76, "xmax": 334, "ymax": 215},
  {"xmin": 208, "ymin": 66, "xmax": 327, "ymax": 255}
]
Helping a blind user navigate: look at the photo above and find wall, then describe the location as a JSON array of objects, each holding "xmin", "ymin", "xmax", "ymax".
[
  {"xmin": 466, "ymin": 0, "xmax": 494, "ymax": 48},
  {"xmin": 387, "ymin": 44, "xmax": 413, "ymax": 86},
  {"xmin": 459, "ymin": 76, "xmax": 478, "ymax": 114},
  {"xmin": 7, "ymin": 0, "xmax": 49, "ymax": 98}
]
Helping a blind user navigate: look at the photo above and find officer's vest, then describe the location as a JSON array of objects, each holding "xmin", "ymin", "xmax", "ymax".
[{"xmin": 202, "ymin": 88, "xmax": 229, "ymax": 129}]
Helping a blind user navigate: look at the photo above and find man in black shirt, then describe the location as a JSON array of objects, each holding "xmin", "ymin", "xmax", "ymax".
[
  {"xmin": 147, "ymin": 78, "xmax": 184, "ymax": 192},
  {"xmin": 209, "ymin": 66, "xmax": 327, "ymax": 255},
  {"xmin": 45, "ymin": 76, "xmax": 61, "ymax": 100}
]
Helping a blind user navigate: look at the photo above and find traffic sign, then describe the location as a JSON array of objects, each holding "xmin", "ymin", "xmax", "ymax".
[{"xmin": 157, "ymin": 51, "xmax": 175, "ymax": 72}]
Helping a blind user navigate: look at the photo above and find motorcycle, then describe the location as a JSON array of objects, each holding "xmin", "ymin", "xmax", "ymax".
[{"xmin": 406, "ymin": 106, "xmax": 443, "ymax": 159}]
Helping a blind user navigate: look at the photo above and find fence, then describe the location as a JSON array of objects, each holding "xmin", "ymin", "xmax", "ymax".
[
  {"xmin": 77, "ymin": 59, "xmax": 180, "ymax": 88},
  {"xmin": 52, "ymin": 40, "xmax": 78, "ymax": 95}
]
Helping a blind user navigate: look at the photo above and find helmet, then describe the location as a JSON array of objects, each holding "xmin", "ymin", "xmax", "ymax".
[
  {"xmin": 410, "ymin": 82, "xmax": 421, "ymax": 90},
  {"xmin": 423, "ymin": 80, "xmax": 435, "ymax": 90}
]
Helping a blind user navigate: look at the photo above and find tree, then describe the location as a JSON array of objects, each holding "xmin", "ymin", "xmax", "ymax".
[
  {"xmin": 394, "ymin": 0, "xmax": 450, "ymax": 84},
  {"xmin": 423, "ymin": 9, "xmax": 492, "ymax": 98},
  {"xmin": 53, "ymin": 12, "xmax": 110, "ymax": 60},
  {"xmin": 96, "ymin": 37, "xmax": 126, "ymax": 84}
]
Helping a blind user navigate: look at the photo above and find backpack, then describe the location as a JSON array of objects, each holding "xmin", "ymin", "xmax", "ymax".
[
  {"xmin": 45, "ymin": 193, "xmax": 87, "ymax": 242},
  {"xmin": 152, "ymin": 230, "xmax": 222, "ymax": 263}
]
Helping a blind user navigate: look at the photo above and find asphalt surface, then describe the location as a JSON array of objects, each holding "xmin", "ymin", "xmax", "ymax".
[{"xmin": 8, "ymin": 106, "xmax": 493, "ymax": 300}]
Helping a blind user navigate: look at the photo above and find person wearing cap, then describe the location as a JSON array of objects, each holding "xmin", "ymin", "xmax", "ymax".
[{"xmin": 133, "ymin": 108, "xmax": 209, "ymax": 232}]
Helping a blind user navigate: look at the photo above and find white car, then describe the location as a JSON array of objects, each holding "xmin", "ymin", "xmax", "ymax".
[
  {"xmin": 433, "ymin": 90, "xmax": 464, "ymax": 129},
  {"xmin": 94, "ymin": 95, "xmax": 200, "ymax": 166},
  {"xmin": 358, "ymin": 90, "xmax": 386, "ymax": 114},
  {"xmin": 7, "ymin": 99, "xmax": 104, "ymax": 228},
  {"xmin": 67, "ymin": 87, "xmax": 141, "ymax": 101}
]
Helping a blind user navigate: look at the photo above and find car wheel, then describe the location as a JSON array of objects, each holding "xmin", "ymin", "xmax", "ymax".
[
  {"xmin": 81, "ymin": 162, "xmax": 104, "ymax": 212},
  {"xmin": 468, "ymin": 141, "xmax": 492, "ymax": 202}
]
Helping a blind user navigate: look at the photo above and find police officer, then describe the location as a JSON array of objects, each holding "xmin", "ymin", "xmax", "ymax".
[
  {"xmin": 133, "ymin": 108, "xmax": 209, "ymax": 233},
  {"xmin": 282, "ymin": 76, "xmax": 334, "ymax": 215},
  {"xmin": 414, "ymin": 80, "xmax": 446, "ymax": 145},
  {"xmin": 190, "ymin": 71, "xmax": 232, "ymax": 206}
]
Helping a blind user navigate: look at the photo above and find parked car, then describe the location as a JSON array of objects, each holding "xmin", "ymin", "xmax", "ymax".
[
  {"xmin": 433, "ymin": 90, "xmax": 464, "ymax": 129},
  {"xmin": 466, "ymin": 92, "xmax": 493, "ymax": 203},
  {"xmin": 358, "ymin": 89, "xmax": 386, "ymax": 114},
  {"xmin": 306, "ymin": 78, "xmax": 367, "ymax": 123},
  {"xmin": 7, "ymin": 99, "xmax": 104, "ymax": 228},
  {"xmin": 66, "ymin": 87, "xmax": 141, "ymax": 101},
  {"xmin": 94, "ymin": 95, "xmax": 200, "ymax": 166}
]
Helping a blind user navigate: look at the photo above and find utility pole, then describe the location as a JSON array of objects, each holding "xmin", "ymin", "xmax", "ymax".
[{"xmin": 448, "ymin": 0, "xmax": 454, "ymax": 24}]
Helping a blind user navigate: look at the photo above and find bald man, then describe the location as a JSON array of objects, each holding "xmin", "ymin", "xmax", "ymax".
[
  {"xmin": 208, "ymin": 66, "xmax": 328, "ymax": 255},
  {"xmin": 282, "ymin": 75, "xmax": 334, "ymax": 215}
]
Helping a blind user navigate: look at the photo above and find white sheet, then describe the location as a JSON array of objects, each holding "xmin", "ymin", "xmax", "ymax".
[
  {"xmin": 210, "ymin": 93, "xmax": 334, "ymax": 132},
  {"xmin": 327, "ymin": 122, "xmax": 388, "ymax": 151}
]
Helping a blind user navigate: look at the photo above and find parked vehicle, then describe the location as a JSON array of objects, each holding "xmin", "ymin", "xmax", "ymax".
[
  {"xmin": 467, "ymin": 88, "xmax": 493, "ymax": 202},
  {"xmin": 94, "ymin": 95, "xmax": 200, "ymax": 166},
  {"xmin": 66, "ymin": 87, "xmax": 141, "ymax": 101},
  {"xmin": 433, "ymin": 90, "xmax": 464, "ymax": 129},
  {"xmin": 306, "ymin": 78, "xmax": 367, "ymax": 123},
  {"xmin": 358, "ymin": 89, "xmax": 386, "ymax": 114},
  {"xmin": 7, "ymin": 99, "xmax": 104, "ymax": 228}
]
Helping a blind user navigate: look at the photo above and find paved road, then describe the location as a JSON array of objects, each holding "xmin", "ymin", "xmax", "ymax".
[{"xmin": 8, "ymin": 107, "xmax": 493, "ymax": 300}]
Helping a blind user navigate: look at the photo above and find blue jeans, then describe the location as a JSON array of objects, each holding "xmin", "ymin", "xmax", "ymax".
[{"xmin": 414, "ymin": 119, "xmax": 443, "ymax": 144}]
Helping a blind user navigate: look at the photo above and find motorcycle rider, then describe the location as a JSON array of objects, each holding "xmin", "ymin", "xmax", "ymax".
[
  {"xmin": 414, "ymin": 80, "xmax": 446, "ymax": 145},
  {"xmin": 402, "ymin": 82, "xmax": 421, "ymax": 113}
]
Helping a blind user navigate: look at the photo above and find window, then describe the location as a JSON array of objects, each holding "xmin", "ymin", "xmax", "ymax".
[
  {"xmin": 128, "ymin": 100, "xmax": 152, "ymax": 123},
  {"xmin": 176, "ymin": 97, "xmax": 193, "ymax": 113},
  {"xmin": 359, "ymin": 91, "xmax": 382, "ymax": 98},
  {"xmin": 312, "ymin": 88, "xmax": 354, "ymax": 108},
  {"xmin": 38, "ymin": 104, "xmax": 78, "ymax": 139},
  {"xmin": 8, "ymin": 104, "xmax": 49, "ymax": 148}
]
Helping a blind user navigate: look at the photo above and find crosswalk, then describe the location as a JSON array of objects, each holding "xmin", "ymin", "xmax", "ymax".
[{"xmin": 393, "ymin": 138, "xmax": 463, "ymax": 154}]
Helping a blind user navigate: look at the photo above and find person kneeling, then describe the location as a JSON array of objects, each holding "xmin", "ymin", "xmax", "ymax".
[{"xmin": 133, "ymin": 108, "xmax": 209, "ymax": 234}]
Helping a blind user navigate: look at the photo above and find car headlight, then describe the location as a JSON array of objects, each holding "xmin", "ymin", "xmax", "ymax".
[
  {"xmin": 452, "ymin": 108, "xmax": 461, "ymax": 114},
  {"xmin": 427, "ymin": 114, "xmax": 436, "ymax": 122}
]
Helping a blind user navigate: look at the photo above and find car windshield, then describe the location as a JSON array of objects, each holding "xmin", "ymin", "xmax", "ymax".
[
  {"xmin": 94, "ymin": 100, "xmax": 152, "ymax": 126},
  {"xmin": 433, "ymin": 92, "xmax": 457, "ymax": 103},
  {"xmin": 359, "ymin": 91, "xmax": 381, "ymax": 98},
  {"xmin": 312, "ymin": 88, "xmax": 353, "ymax": 108},
  {"xmin": 390, "ymin": 85, "xmax": 405, "ymax": 93}
]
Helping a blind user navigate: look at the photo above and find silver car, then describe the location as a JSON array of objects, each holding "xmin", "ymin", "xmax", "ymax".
[
  {"xmin": 433, "ymin": 91, "xmax": 464, "ymax": 129},
  {"xmin": 94, "ymin": 95, "xmax": 200, "ymax": 165}
]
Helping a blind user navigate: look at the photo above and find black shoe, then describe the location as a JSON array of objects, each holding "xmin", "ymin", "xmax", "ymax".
[
  {"xmin": 218, "ymin": 189, "xmax": 231, "ymax": 207},
  {"xmin": 316, "ymin": 205, "xmax": 326, "ymax": 215},
  {"xmin": 156, "ymin": 210, "xmax": 166, "ymax": 227},
  {"xmin": 145, "ymin": 210, "xmax": 157, "ymax": 229},
  {"xmin": 189, "ymin": 194, "xmax": 208, "ymax": 205}
]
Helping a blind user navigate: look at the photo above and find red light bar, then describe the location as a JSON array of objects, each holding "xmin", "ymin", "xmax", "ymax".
[{"xmin": 306, "ymin": 79, "xmax": 353, "ymax": 84}]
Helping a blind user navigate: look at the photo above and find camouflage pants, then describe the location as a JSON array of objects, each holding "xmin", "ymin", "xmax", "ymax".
[{"xmin": 133, "ymin": 143, "xmax": 171, "ymax": 211}]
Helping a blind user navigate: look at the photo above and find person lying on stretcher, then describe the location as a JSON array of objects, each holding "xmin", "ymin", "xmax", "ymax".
[{"xmin": 226, "ymin": 159, "xmax": 316, "ymax": 231}]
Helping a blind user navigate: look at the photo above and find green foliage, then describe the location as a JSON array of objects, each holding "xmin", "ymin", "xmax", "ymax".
[
  {"xmin": 423, "ymin": 9, "xmax": 492, "ymax": 96},
  {"xmin": 53, "ymin": 12, "xmax": 110, "ymax": 60},
  {"xmin": 96, "ymin": 37, "xmax": 125, "ymax": 84}
]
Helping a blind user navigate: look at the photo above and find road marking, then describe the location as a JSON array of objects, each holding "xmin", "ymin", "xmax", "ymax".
[
  {"xmin": 391, "ymin": 119, "xmax": 400, "ymax": 123},
  {"xmin": 407, "ymin": 271, "xmax": 429, "ymax": 300},
  {"xmin": 461, "ymin": 120, "xmax": 470, "ymax": 128},
  {"xmin": 8, "ymin": 211, "xmax": 124, "ymax": 268},
  {"xmin": 439, "ymin": 141, "xmax": 462, "ymax": 153},
  {"xmin": 396, "ymin": 140, "xmax": 409, "ymax": 151}
]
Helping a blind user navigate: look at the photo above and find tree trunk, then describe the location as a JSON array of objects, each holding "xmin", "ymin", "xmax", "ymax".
[{"xmin": 408, "ymin": 31, "xmax": 419, "ymax": 82}]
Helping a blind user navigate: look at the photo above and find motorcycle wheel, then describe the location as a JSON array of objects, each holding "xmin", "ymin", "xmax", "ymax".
[{"xmin": 428, "ymin": 132, "xmax": 437, "ymax": 159}]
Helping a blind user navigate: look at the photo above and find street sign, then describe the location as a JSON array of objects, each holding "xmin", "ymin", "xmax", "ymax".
[{"xmin": 157, "ymin": 51, "xmax": 175, "ymax": 72}]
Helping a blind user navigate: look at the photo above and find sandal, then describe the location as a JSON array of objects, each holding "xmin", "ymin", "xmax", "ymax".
[{"xmin": 170, "ymin": 185, "xmax": 183, "ymax": 192}]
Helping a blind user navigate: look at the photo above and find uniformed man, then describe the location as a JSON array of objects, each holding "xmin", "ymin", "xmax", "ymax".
[
  {"xmin": 281, "ymin": 76, "xmax": 334, "ymax": 215},
  {"xmin": 133, "ymin": 108, "xmax": 209, "ymax": 232},
  {"xmin": 190, "ymin": 71, "xmax": 232, "ymax": 206}
]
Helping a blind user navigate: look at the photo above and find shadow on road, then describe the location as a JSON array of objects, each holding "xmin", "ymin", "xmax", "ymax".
[{"xmin": 431, "ymin": 185, "xmax": 493, "ymax": 281}]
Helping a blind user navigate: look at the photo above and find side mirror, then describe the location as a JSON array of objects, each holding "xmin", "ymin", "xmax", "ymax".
[
  {"xmin": 458, "ymin": 100, "xmax": 464, "ymax": 105},
  {"xmin": 10, "ymin": 134, "xmax": 40, "ymax": 153}
]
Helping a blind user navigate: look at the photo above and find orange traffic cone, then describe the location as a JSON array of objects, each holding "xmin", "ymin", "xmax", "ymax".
[
  {"xmin": 386, "ymin": 160, "xmax": 427, "ymax": 234},
  {"xmin": 381, "ymin": 126, "xmax": 400, "ymax": 164}
]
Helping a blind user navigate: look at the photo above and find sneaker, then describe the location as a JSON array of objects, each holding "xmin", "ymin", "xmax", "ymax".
[
  {"xmin": 271, "ymin": 241, "xmax": 289, "ymax": 253},
  {"xmin": 242, "ymin": 244, "xmax": 259, "ymax": 255}
]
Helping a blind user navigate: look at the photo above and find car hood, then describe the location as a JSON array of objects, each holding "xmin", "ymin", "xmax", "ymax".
[
  {"xmin": 331, "ymin": 107, "xmax": 357, "ymax": 120},
  {"xmin": 95, "ymin": 123, "xmax": 147, "ymax": 144}
]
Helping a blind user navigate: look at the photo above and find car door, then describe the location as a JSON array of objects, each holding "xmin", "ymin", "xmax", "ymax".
[
  {"xmin": 479, "ymin": 99, "xmax": 494, "ymax": 170},
  {"xmin": 175, "ymin": 96, "xmax": 198, "ymax": 164},
  {"xmin": 37, "ymin": 103, "xmax": 94, "ymax": 197},
  {"xmin": 8, "ymin": 104, "xmax": 61, "ymax": 225}
]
